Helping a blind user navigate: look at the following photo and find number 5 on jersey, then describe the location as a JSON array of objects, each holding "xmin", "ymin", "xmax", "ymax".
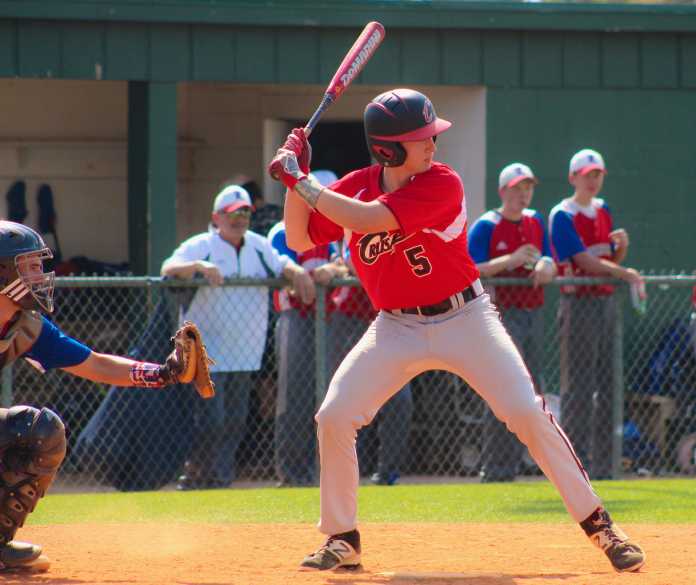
[{"xmin": 404, "ymin": 245, "xmax": 432, "ymax": 277}]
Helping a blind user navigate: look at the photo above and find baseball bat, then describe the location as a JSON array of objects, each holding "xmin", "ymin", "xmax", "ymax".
[{"xmin": 304, "ymin": 21, "xmax": 386, "ymax": 137}]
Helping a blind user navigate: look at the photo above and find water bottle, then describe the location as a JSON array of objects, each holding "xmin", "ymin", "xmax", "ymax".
[
  {"xmin": 629, "ymin": 281, "xmax": 647, "ymax": 316},
  {"xmin": 523, "ymin": 250, "xmax": 541, "ymax": 271}
]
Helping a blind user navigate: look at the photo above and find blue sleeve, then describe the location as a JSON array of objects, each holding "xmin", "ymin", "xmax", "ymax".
[
  {"xmin": 534, "ymin": 212, "xmax": 553, "ymax": 258},
  {"xmin": 602, "ymin": 201, "xmax": 615, "ymax": 231},
  {"xmin": 550, "ymin": 211, "xmax": 585, "ymax": 262},
  {"xmin": 467, "ymin": 219, "xmax": 494, "ymax": 263},
  {"xmin": 25, "ymin": 317, "xmax": 92, "ymax": 370},
  {"xmin": 269, "ymin": 227, "xmax": 298, "ymax": 264}
]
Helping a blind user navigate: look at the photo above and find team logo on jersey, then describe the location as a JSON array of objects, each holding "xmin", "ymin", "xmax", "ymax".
[
  {"xmin": 423, "ymin": 100, "xmax": 435, "ymax": 124},
  {"xmin": 496, "ymin": 241, "xmax": 508, "ymax": 251},
  {"xmin": 357, "ymin": 231, "xmax": 412, "ymax": 265}
]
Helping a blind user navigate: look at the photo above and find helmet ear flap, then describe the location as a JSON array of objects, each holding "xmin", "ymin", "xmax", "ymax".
[
  {"xmin": 0, "ymin": 260, "xmax": 14, "ymax": 289},
  {"xmin": 367, "ymin": 138, "xmax": 406, "ymax": 167}
]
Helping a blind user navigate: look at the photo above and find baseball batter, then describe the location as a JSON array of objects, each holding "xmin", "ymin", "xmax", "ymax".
[
  {"xmin": 268, "ymin": 88, "xmax": 645, "ymax": 573},
  {"xmin": 0, "ymin": 221, "xmax": 207, "ymax": 572}
]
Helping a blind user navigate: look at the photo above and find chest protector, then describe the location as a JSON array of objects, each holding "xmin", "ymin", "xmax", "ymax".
[{"xmin": 0, "ymin": 310, "xmax": 43, "ymax": 369}]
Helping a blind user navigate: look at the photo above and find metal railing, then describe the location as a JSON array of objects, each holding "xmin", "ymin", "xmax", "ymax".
[{"xmin": 5, "ymin": 274, "xmax": 695, "ymax": 491}]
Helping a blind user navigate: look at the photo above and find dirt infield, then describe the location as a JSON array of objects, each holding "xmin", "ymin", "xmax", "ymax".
[{"xmin": 5, "ymin": 522, "xmax": 692, "ymax": 584}]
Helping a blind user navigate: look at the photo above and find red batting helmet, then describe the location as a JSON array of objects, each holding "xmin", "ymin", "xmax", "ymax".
[{"xmin": 364, "ymin": 88, "xmax": 451, "ymax": 167}]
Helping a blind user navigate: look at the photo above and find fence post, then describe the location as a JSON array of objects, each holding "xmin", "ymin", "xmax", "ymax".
[
  {"xmin": 611, "ymin": 290, "xmax": 625, "ymax": 479},
  {"xmin": 0, "ymin": 365, "xmax": 11, "ymax": 406},
  {"xmin": 315, "ymin": 284, "xmax": 328, "ymax": 407}
]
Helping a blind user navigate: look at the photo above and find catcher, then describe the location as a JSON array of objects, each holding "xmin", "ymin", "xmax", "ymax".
[{"xmin": 0, "ymin": 220, "xmax": 214, "ymax": 573}]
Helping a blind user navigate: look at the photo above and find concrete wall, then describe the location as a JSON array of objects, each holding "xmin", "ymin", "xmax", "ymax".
[{"xmin": 0, "ymin": 79, "xmax": 128, "ymax": 263}]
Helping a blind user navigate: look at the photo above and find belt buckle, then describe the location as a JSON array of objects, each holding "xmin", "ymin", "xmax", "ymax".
[
  {"xmin": 462, "ymin": 287, "xmax": 473, "ymax": 304},
  {"xmin": 399, "ymin": 284, "xmax": 479, "ymax": 318}
]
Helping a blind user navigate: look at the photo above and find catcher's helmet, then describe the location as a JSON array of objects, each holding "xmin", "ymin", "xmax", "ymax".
[
  {"xmin": 0, "ymin": 221, "xmax": 55, "ymax": 313},
  {"xmin": 364, "ymin": 88, "xmax": 451, "ymax": 167}
]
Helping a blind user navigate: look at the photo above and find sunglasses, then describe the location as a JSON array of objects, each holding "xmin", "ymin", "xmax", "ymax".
[{"xmin": 220, "ymin": 208, "xmax": 252, "ymax": 218}]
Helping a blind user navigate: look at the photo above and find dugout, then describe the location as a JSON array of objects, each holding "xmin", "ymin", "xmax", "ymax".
[{"xmin": 0, "ymin": 1, "xmax": 695, "ymax": 274}]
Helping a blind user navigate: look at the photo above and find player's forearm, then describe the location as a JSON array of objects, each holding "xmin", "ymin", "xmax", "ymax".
[
  {"xmin": 64, "ymin": 352, "xmax": 179, "ymax": 388},
  {"xmin": 161, "ymin": 260, "xmax": 200, "ymax": 279},
  {"xmin": 310, "ymin": 188, "xmax": 398, "ymax": 233},
  {"xmin": 281, "ymin": 259, "xmax": 303, "ymax": 281},
  {"xmin": 63, "ymin": 352, "xmax": 139, "ymax": 386},
  {"xmin": 612, "ymin": 245, "xmax": 628, "ymax": 265},
  {"xmin": 572, "ymin": 252, "xmax": 625, "ymax": 278},
  {"xmin": 284, "ymin": 189, "xmax": 314, "ymax": 252},
  {"xmin": 476, "ymin": 255, "xmax": 513, "ymax": 277}
]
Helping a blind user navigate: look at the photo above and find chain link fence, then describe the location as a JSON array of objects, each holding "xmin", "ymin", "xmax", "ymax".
[{"xmin": 6, "ymin": 274, "xmax": 696, "ymax": 492}]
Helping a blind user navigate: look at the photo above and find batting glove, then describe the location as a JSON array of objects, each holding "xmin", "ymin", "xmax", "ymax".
[
  {"xmin": 268, "ymin": 148, "xmax": 308, "ymax": 190},
  {"xmin": 285, "ymin": 128, "xmax": 312, "ymax": 174}
]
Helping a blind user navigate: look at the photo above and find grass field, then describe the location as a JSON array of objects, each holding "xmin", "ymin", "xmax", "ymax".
[{"xmin": 31, "ymin": 477, "xmax": 696, "ymax": 525}]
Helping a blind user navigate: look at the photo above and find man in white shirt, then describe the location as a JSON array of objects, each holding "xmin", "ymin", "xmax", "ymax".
[{"xmin": 161, "ymin": 184, "xmax": 313, "ymax": 489}]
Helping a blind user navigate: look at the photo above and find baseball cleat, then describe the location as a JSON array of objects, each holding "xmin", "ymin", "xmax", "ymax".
[
  {"xmin": 580, "ymin": 507, "xmax": 645, "ymax": 573},
  {"xmin": 0, "ymin": 541, "xmax": 50, "ymax": 572},
  {"xmin": 300, "ymin": 529, "xmax": 362, "ymax": 571},
  {"xmin": 370, "ymin": 471, "xmax": 400, "ymax": 486}
]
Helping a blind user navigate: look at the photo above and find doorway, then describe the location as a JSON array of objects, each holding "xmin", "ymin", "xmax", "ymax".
[{"xmin": 308, "ymin": 121, "xmax": 371, "ymax": 180}]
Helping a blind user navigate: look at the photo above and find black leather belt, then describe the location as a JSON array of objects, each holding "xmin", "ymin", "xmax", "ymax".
[{"xmin": 388, "ymin": 280, "xmax": 483, "ymax": 317}]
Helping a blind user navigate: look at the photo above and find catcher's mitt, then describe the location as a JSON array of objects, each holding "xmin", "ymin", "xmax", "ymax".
[{"xmin": 165, "ymin": 321, "xmax": 215, "ymax": 399}]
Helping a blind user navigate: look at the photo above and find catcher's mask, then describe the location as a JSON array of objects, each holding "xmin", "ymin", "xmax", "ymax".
[
  {"xmin": 364, "ymin": 88, "xmax": 452, "ymax": 167},
  {"xmin": 0, "ymin": 221, "xmax": 55, "ymax": 313}
]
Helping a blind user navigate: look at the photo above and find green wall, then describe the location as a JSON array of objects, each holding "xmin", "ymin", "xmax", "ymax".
[
  {"xmin": 4, "ymin": 1, "xmax": 696, "ymax": 32},
  {"xmin": 487, "ymin": 89, "xmax": 696, "ymax": 270},
  {"xmin": 1, "ymin": 20, "xmax": 695, "ymax": 89}
]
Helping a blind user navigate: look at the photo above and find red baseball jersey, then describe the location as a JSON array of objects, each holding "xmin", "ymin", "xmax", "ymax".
[
  {"xmin": 549, "ymin": 197, "xmax": 614, "ymax": 297},
  {"xmin": 468, "ymin": 209, "xmax": 551, "ymax": 309},
  {"xmin": 308, "ymin": 162, "xmax": 479, "ymax": 310}
]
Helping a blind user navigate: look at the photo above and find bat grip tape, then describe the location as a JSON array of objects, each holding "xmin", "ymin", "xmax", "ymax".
[{"xmin": 305, "ymin": 94, "xmax": 335, "ymax": 137}]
